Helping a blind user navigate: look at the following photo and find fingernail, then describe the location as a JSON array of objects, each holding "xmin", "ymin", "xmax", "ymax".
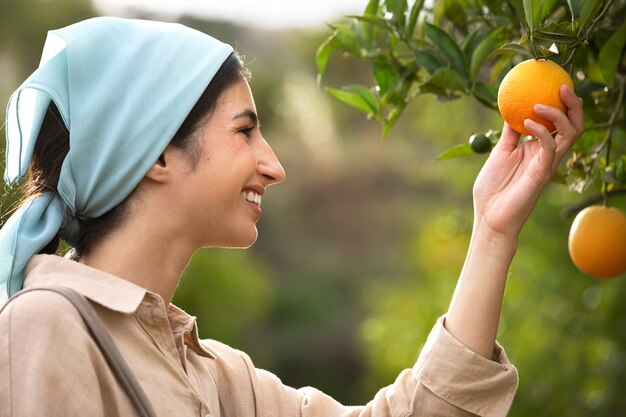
[{"xmin": 535, "ymin": 104, "xmax": 548, "ymax": 111}]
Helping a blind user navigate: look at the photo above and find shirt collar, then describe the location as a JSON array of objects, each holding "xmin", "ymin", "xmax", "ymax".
[
  {"xmin": 24, "ymin": 254, "xmax": 215, "ymax": 359},
  {"xmin": 25, "ymin": 254, "xmax": 146, "ymax": 313},
  {"xmin": 168, "ymin": 304, "xmax": 218, "ymax": 359}
]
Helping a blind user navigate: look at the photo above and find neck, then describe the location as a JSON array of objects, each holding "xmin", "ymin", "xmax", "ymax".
[{"xmin": 81, "ymin": 218, "xmax": 196, "ymax": 306}]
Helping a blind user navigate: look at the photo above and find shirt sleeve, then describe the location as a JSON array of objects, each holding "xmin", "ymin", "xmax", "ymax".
[
  {"xmin": 0, "ymin": 291, "xmax": 129, "ymax": 417},
  {"xmin": 205, "ymin": 315, "xmax": 518, "ymax": 417},
  {"xmin": 412, "ymin": 316, "xmax": 518, "ymax": 416}
]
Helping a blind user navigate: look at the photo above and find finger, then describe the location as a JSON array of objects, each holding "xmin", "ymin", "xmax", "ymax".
[
  {"xmin": 493, "ymin": 122, "xmax": 521, "ymax": 152},
  {"xmin": 524, "ymin": 119, "xmax": 556, "ymax": 169},
  {"xmin": 560, "ymin": 84, "xmax": 585, "ymax": 135},
  {"xmin": 533, "ymin": 100, "xmax": 579, "ymax": 161},
  {"xmin": 533, "ymin": 103, "xmax": 577, "ymax": 141}
]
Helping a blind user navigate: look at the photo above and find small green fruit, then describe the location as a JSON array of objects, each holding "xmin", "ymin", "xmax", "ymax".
[{"xmin": 469, "ymin": 133, "xmax": 491, "ymax": 154}]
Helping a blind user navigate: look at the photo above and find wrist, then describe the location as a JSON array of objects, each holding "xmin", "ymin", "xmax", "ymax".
[{"xmin": 470, "ymin": 219, "xmax": 519, "ymax": 258}]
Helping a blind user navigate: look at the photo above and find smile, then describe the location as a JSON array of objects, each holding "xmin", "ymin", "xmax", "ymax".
[{"xmin": 242, "ymin": 190, "xmax": 262, "ymax": 207}]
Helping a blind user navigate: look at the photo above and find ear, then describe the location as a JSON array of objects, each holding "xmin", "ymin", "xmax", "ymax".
[{"xmin": 145, "ymin": 145, "xmax": 176, "ymax": 183}]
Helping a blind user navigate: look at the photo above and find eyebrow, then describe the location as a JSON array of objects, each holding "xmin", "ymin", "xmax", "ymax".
[{"xmin": 233, "ymin": 109, "xmax": 259, "ymax": 126}]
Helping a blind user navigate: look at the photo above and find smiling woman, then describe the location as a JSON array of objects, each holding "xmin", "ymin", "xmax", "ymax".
[
  {"xmin": 139, "ymin": 79, "xmax": 285, "ymax": 256},
  {"xmin": 0, "ymin": 15, "xmax": 583, "ymax": 417}
]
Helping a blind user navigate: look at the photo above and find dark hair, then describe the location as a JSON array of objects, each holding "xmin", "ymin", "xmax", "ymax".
[{"xmin": 23, "ymin": 52, "xmax": 250, "ymax": 258}]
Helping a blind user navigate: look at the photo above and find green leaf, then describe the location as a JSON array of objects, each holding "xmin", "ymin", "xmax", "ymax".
[
  {"xmin": 316, "ymin": 33, "xmax": 335, "ymax": 80},
  {"xmin": 418, "ymin": 82, "xmax": 449, "ymax": 97},
  {"xmin": 347, "ymin": 84, "xmax": 380, "ymax": 113},
  {"xmin": 597, "ymin": 23, "xmax": 626, "ymax": 87},
  {"xmin": 393, "ymin": 0, "xmax": 408, "ymax": 28},
  {"xmin": 436, "ymin": 143, "xmax": 475, "ymax": 160},
  {"xmin": 364, "ymin": 0, "xmax": 379, "ymax": 16},
  {"xmin": 382, "ymin": 102, "xmax": 407, "ymax": 138},
  {"xmin": 521, "ymin": 0, "xmax": 557, "ymax": 32},
  {"xmin": 445, "ymin": 1, "xmax": 469, "ymax": 35},
  {"xmin": 424, "ymin": 22, "xmax": 467, "ymax": 77},
  {"xmin": 538, "ymin": 0, "xmax": 559, "ymax": 23},
  {"xmin": 325, "ymin": 85, "xmax": 379, "ymax": 115},
  {"xmin": 383, "ymin": 0, "xmax": 407, "ymax": 27},
  {"xmin": 327, "ymin": 23, "xmax": 363, "ymax": 56},
  {"xmin": 510, "ymin": 0, "xmax": 527, "ymax": 30},
  {"xmin": 567, "ymin": 0, "xmax": 581, "ymax": 19},
  {"xmin": 472, "ymin": 81, "xmax": 499, "ymax": 110},
  {"xmin": 541, "ymin": 21, "xmax": 578, "ymax": 37},
  {"xmin": 523, "ymin": 0, "xmax": 540, "ymax": 32},
  {"xmin": 578, "ymin": 0, "xmax": 603, "ymax": 29},
  {"xmin": 373, "ymin": 58, "xmax": 398, "ymax": 96},
  {"xmin": 413, "ymin": 49, "xmax": 445, "ymax": 74},
  {"xmin": 492, "ymin": 43, "xmax": 533, "ymax": 58},
  {"xmin": 362, "ymin": 0, "xmax": 382, "ymax": 41},
  {"xmin": 586, "ymin": 62, "xmax": 604, "ymax": 84},
  {"xmin": 422, "ymin": 67, "xmax": 468, "ymax": 93},
  {"xmin": 534, "ymin": 28, "xmax": 578, "ymax": 44},
  {"xmin": 408, "ymin": 0, "xmax": 425, "ymax": 36},
  {"xmin": 433, "ymin": 0, "xmax": 447, "ymax": 25},
  {"xmin": 470, "ymin": 27, "xmax": 504, "ymax": 82},
  {"xmin": 384, "ymin": 0, "xmax": 400, "ymax": 13},
  {"xmin": 462, "ymin": 29, "xmax": 484, "ymax": 61},
  {"xmin": 491, "ymin": 56, "xmax": 514, "ymax": 85},
  {"xmin": 348, "ymin": 15, "xmax": 394, "ymax": 31},
  {"xmin": 485, "ymin": 0, "xmax": 506, "ymax": 13}
]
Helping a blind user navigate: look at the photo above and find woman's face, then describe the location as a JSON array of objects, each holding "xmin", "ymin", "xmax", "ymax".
[{"xmin": 173, "ymin": 78, "xmax": 285, "ymax": 248}]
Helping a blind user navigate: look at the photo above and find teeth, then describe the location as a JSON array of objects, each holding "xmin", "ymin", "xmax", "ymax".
[{"xmin": 242, "ymin": 190, "xmax": 262, "ymax": 206}]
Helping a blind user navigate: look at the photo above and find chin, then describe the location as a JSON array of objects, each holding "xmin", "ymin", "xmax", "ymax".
[
  {"xmin": 240, "ymin": 229, "xmax": 259, "ymax": 248},
  {"xmin": 232, "ymin": 236, "xmax": 258, "ymax": 249},
  {"xmin": 206, "ymin": 227, "xmax": 258, "ymax": 249}
]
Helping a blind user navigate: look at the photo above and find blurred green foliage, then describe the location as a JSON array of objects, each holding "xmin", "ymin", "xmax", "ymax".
[{"xmin": 1, "ymin": 1, "xmax": 625, "ymax": 415}]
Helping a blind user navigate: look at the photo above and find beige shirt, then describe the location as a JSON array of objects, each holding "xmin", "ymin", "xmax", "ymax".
[{"xmin": 0, "ymin": 255, "xmax": 518, "ymax": 417}]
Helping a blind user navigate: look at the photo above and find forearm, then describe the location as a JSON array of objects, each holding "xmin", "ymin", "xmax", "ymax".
[{"xmin": 444, "ymin": 219, "xmax": 518, "ymax": 359}]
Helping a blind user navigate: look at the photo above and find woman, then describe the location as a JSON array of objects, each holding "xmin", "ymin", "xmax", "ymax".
[{"xmin": 0, "ymin": 17, "xmax": 583, "ymax": 417}]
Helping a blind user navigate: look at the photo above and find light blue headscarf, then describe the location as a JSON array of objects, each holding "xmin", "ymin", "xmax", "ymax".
[{"xmin": 0, "ymin": 17, "xmax": 233, "ymax": 303}]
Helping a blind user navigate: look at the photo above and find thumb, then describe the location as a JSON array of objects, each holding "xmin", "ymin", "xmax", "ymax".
[{"xmin": 493, "ymin": 123, "xmax": 522, "ymax": 153}]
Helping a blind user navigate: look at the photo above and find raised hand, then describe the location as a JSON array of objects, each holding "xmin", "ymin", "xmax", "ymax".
[
  {"xmin": 445, "ymin": 85, "xmax": 584, "ymax": 359},
  {"xmin": 472, "ymin": 85, "xmax": 584, "ymax": 240}
]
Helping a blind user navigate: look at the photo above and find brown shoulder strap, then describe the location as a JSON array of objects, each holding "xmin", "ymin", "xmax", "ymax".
[{"xmin": 1, "ymin": 286, "xmax": 157, "ymax": 417}]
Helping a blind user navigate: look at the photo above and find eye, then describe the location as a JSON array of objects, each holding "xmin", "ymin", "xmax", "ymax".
[{"xmin": 237, "ymin": 126, "xmax": 255, "ymax": 139}]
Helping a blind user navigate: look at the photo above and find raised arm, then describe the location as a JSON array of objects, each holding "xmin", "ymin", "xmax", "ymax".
[{"xmin": 445, "ymin": 85, "xmax": 584, "ymax": 358}]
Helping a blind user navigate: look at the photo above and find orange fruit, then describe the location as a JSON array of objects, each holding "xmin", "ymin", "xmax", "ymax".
[
  {"xmin": 497, "ymin": 59, "xmax": 574, "ymax": 136},
  {"xmin": 568, "ymin": 206, "xmax": 626, "ymax": 279}
]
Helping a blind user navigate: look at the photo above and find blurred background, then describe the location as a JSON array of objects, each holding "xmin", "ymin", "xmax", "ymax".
[{"xmin": 1, "ymin": 0, "xmax": 625, "ymax": 415}]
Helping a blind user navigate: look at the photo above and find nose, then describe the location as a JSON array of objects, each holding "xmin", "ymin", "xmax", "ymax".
[{"xmin": 256, "ymin": 137, "xmax": 285, "ymax": 186}]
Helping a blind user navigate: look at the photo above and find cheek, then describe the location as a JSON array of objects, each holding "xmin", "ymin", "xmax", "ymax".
[
  {"xmin": 243, "ymin": 152, "xmax": 257, "ymax": 172},
  {"xmin": 234, "ymin": 144, "xmax": 259, "ymax": 174},
  {"xmin": 185, "ymin": 143, "xmax": 258, "ymax": 203}
]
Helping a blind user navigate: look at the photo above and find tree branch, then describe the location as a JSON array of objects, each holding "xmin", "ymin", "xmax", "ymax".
[{"xmin": 562, "ymin": 189, "xmax": 626, "ymax": 218}]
